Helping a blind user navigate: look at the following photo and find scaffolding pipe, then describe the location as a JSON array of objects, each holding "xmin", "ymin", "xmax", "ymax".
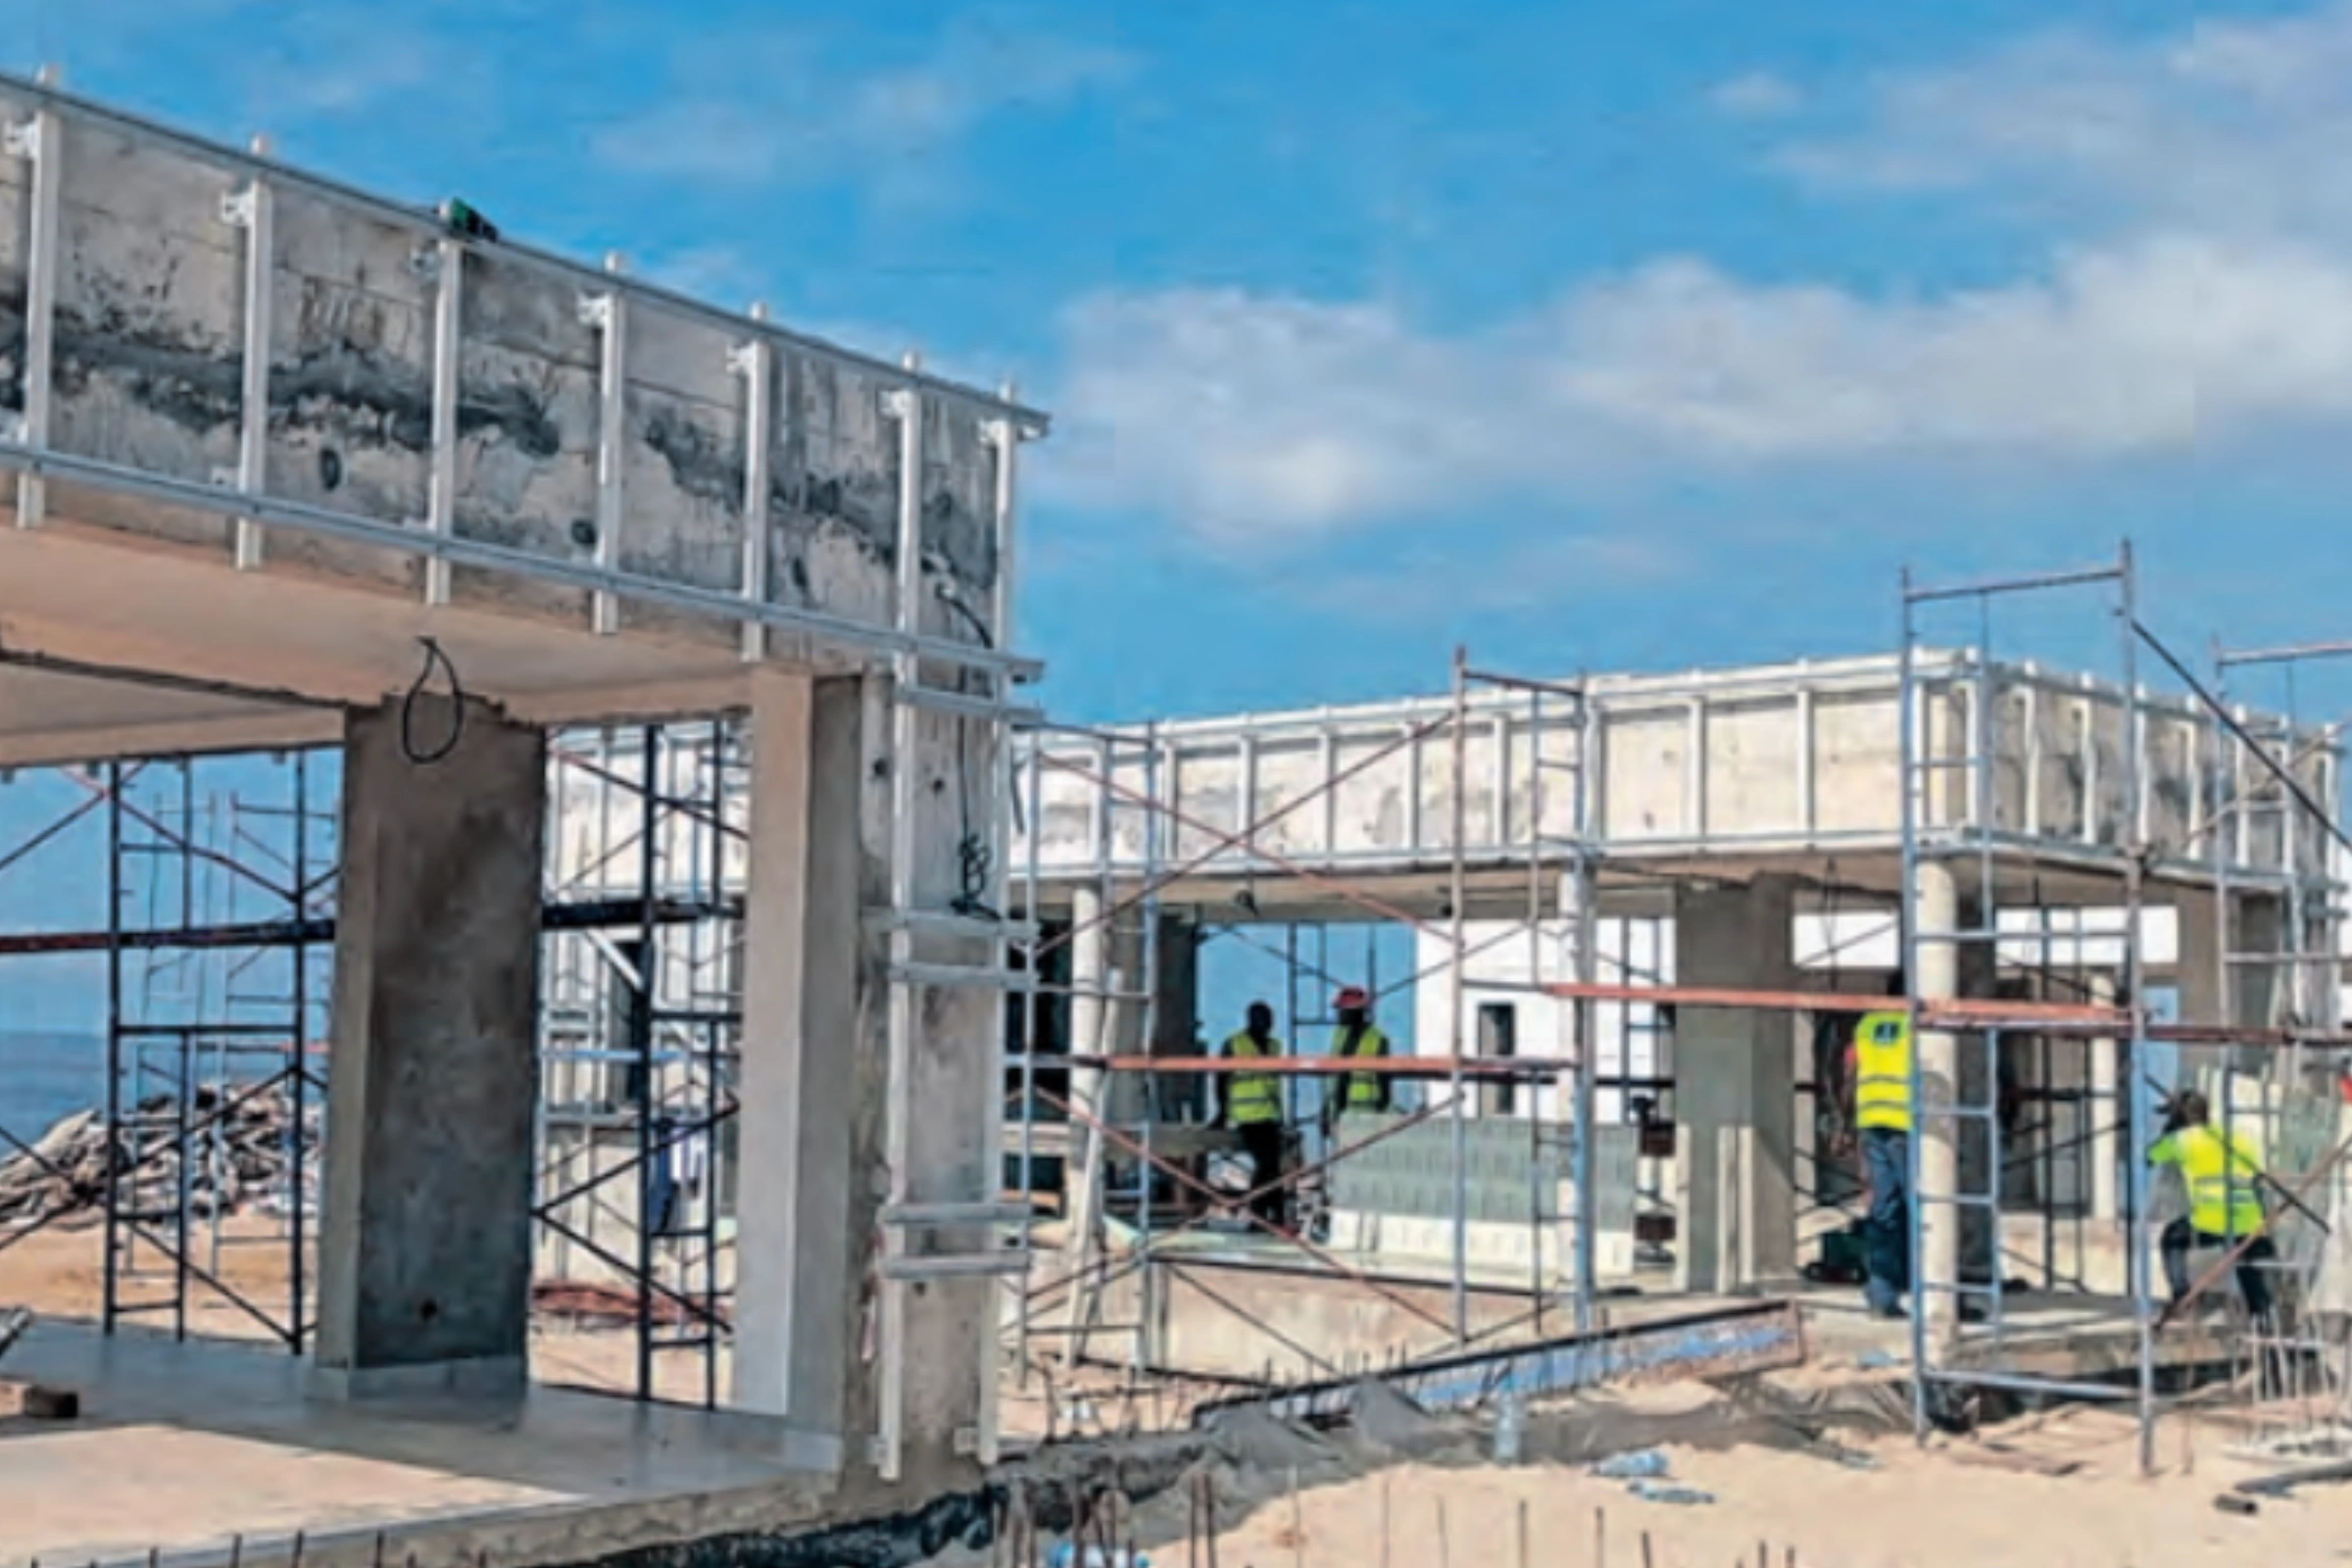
[{"xmin": 1447, "ymin": 646, "xmax": 1471, "ymax": 1345}]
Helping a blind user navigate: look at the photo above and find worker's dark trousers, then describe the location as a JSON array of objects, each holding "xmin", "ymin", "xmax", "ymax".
[
  {"xmin": 1238, "ymin": 1119, "xmax": 1287, "ymax": 1226},
  {"xmin": 2161, "ymin": 1218, "xmax": 2277, "ymax": 1319},
  {"xmin": 1860, "ymin": 1127, "xmax": 1911, "ymax": 1316}
]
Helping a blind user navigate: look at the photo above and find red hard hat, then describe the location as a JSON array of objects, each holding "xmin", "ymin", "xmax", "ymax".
[{"xmin": 1333, "ymin": 986, "xmax": 1370, "ymax": 1010}]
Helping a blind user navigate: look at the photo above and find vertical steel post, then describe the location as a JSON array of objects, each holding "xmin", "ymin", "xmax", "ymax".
[
  {"xmin": 103, "ymin": 761, "xmax": 124, "ymax": 1333},
  {"xmin": 1016, "ymin": 740, "xmax": 1043, "ymax": 1384},
  {"xmin": 2117, "ymin": 542, "xmax": 2157, "ymax": 1477},
  {"xmin": 1572, "ymin": 681, "xmax": 1598, "ymax": 1335},
  {"xmin": 290, "ymin": 751, "xmax": 309, "ymax": 1351},
  {"xmin": 1985, "ymin": 1027, "xmax": 2005, "ymax": 1345},
  {"xmin": 1525, "ymin": 685, "xmax": 1545, "ymax": 1334},
  {"xmin": 634, "ymin": 727, "xmax": 660, "ymax": 1402},
  {"xmin": 1447, "ymin": 647, "xmax": 1471, "ymax": 1344},
  {"xmin": 173, "ymin": 1015, "xmax": 192, "ymax": 1342},
  {"xmin": 1898, "ymin": 571, "xmax": 1930, "ymax": 1443},
  {"xmin": 1136, "ymin": 721, "xmax": 1164, "ymax": 1377}
]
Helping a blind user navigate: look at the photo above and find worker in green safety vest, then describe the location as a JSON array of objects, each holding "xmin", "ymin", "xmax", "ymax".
[
  {"xmin": 1324, "ymin": 986, "xmax": 1393, "ymax": 1139},
  {"xmin": 2150, "ymin": 1088, "xmax": 2276, "ymax": 1321},
  {"xmin": 1216, "ymin": 1002, "xmax": 1288, "ymax": 1224}
]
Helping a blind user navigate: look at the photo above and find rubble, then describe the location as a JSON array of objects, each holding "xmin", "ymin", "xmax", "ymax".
[{"xmin": 0, "ymin": 1084, "xmax": 319, "ymax": 1227}]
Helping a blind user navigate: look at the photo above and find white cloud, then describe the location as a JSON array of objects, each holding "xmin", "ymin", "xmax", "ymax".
[
  {"xmin": 258, "ymin": 24, "xmax": 452, "ymax": 119},
  {"xmin": 1054, "ymin": 3, "xmax": 2352, "ymax": 555},
  {"xmin": 1775, "ymin": 3, "xmax": 2352, "ymax": 237},
  {"xmin": 596, "ymin": 19, "xmax": 1130, "ymax": 196},
  {"xmin": 1298, "ymin": 533, "xmax": 1688, "ymax": 618},
  {"xmin": 1054, "ymin": 236, "xmax": 2352, "ymax": 551},
  {"xmin": 1708, "ymin": 71, "xmax": 1803, "ymax": 120}
]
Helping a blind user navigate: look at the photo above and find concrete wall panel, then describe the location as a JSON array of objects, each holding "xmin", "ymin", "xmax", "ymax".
[
  {"xmin": 1705, "ymin": 698, "xmax": 1800, "ymax": 837},
  {"xmin": 1809, "ymin": 689, "xmax": 1897, "ymax": 833},
  {"xmin": 0, "ymin": 82, "xmax": 1024, "ymax": 668},
  {"xmin": 47, "ymin": 122, "xmax": 242, "ymax": 550},
  {"xmin": 266, "ymin": 185, "xmax": 433, "ymax": 591},
  {"xmin": 1602, "ymin": 709, "xmax": 1690, "ymax": 840},
  {"xmin": 1017, "ymin": 657, "xmax": 2323, "ymax": 890}
]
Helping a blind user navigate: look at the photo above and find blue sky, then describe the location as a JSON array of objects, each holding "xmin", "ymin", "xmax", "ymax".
[
  {"xmin": 9, "ymin": 2, "xmax": 2352, "ymax": 1033},
  {"xmin": 15, "ymin": 0, "xmax": 2352, "ymax": 723}
]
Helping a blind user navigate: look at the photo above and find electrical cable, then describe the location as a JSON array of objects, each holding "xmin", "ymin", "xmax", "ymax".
[
  {"xmin": 934, "ymin": 579, "xmax": 1003, "ymax": 916},
  {"xmin": 399, "ymin": 636, "xmax": 466, "ymax": 765}
]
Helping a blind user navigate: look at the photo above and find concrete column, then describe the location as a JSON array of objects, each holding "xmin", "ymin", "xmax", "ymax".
[
  {"xmin": 314, "ymin": 694, "xmax": 545, "ymax": 1399},
  {"xmin": 1914, "ymin": 860, "xmax": 1961, "ymax": 1343},
  {"xmin": 2175, "ymin": 886, "xmax": 2283, "ymax": 1103},
  {"xmin": 1060, "ymin": 884, "xmax": 1111, "ymax": 1361},
  {"xmin": 2088, "ymin": 973, "xmax": 2121, "ymax": 1223},
  {"xmin": 1103, "ymin": 908, "xmax": 1147, "ymax": 1125},
  {"xmin": 1151, "ymin": 912, "xmax": 1202, "ymax": 1121},
  {"xmin": 2178, "ymin": 888, "xmax": 2285, "ymax": 1027},
  {"xmin": 1672, "ymin": 874, "xmax": 1798, "ymax": 1295},
  {"xmin": 731, "ymin": 672, "xmax": 866, "ymax": 1470}
]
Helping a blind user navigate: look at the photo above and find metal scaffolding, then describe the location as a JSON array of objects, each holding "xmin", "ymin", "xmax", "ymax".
[
  {"xmin": 0, "ymin": 752, "xmax": 330, "ymax": 1348},
  {"xmin": 533, "ymin": 720, "xmax": 748, "ymax": 1408},
  {"xmin": 1898, "ymin": 548, "xmax": 2161, "ymax": 1462},
  {"xmin": 0, "ymin": 723, "xmax": 755, "ymax": 1406},
  {"xmin": 1004, "ymin": 648, "xmax": 1607, "ymax": 1420},
  {"xmin": 2194, "ymin": 636, "xmax": 2352, "ymax": 1456}
]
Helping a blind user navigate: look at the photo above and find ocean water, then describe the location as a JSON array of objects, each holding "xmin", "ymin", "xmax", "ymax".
[{"xmin": 0, "ymin": 1032, "xmax": 104, "ymax": 1143}]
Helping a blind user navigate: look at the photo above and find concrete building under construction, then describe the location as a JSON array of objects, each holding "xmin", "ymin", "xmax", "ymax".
[{"xmin": 2, "ymin": 66, "xmax": 2352, "ymax": 1568}]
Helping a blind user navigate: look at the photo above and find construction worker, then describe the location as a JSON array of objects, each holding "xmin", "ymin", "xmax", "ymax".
[
  {"xmin": 1326, "ymin": 986, "xmax": 1392, "ymax": 1137},
  {"xmin": 2150, "ymin": 1089, "xmax": 2277, "ymax": 1321},
  {"xmin": 1846, "ymin": 983, "xmax": 1913, "ymax": 1320},
  {"xmin": 1217, "ymin": 1001, "xmax": 1288, "ymax": 1225}
]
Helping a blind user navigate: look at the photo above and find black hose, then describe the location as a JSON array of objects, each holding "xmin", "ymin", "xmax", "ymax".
[{"xmin": 399, "ymin": 636, "xmax": 466, "ymax": 765}]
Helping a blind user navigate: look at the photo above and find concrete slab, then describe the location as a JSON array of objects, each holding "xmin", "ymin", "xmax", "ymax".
[
  {"xmin": 1015, "ymin": 651, "xmax": 2330, "ymax": 906},
  {"xmin": 0, "ymin": 1324, "xmax": 837, "ymax": 1568},
  {"xmin": 1080, "ymin": 1232, "xmax": 2235, "ymax": 1394}
]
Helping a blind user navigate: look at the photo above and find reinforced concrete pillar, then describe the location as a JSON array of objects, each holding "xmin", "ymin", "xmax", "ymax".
[
  {"xmin": 2088, "ymin": 973, "xmax": 2121, "ymax": 1224},
  {"xmin": 732, "ymin": 671, "xmax": 865, "ymax": 1469},
  {"xmin": 1914, "ymin": 859, "xmax": 1962, "ymax": 1344},
  {"xmin": 2177, "ymin": 887, "xmax": 2285, "ymax": 1069},
  {"xmin": 1672, "ymin": 874, "xmax": 1798, "ymax": 1295},
  {"xmin": 1060, "ymin": 883, "xmax": 1111, "ymax": 1361},
  {"xmin": 732, "ymin": 669, "xmax": 1000, "ymax": 1487},
  {"xmin": 314, "ymin": 694, "xmax": 545, "ymax": 1399},
  {"xmin": 1152, "ymin": 912, "xmax": 1202, "ymax": 1119}
]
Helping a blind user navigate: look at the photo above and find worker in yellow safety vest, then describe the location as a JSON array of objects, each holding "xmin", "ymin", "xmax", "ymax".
[
  {"xmin": 1845, "ymin": 987, "xmax": 1914, "ymax": 1321},
  {"xmin": 2150, "ymin": 1089, "xmax": 2276, "ymax": 1321},
  {"xmin": 1217, "ymin": 1002, "xmax": 1288, "ymax": 1225},
  {"xmin": 1325, "ymin": 986, "xmax": 1392, "ymax": 1137}
]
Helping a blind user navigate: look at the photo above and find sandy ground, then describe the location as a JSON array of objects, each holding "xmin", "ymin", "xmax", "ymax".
[
  {"xmin": 1198, "ymin": 1409, "xmax": 2352, "ymax": 1568},
  {"xmin": 0, "ymin": 1214, "xmax": 712, "ymax": 1400},
  {"xmin": 6, "ymin": 1220, "xmax": 2352, "ymax": 1565}
]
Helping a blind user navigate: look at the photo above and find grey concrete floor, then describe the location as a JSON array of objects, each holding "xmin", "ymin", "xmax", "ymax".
[{"xmin": 0, "ymin": 1322, "xmax": 830, "ymax": 1568}]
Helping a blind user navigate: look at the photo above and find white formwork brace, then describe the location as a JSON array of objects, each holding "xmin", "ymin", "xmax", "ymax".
[
  {"xmin": 0, "ymin": 68, "xmax": 1047, "ymax": 684},
  {"xmin": 4, "ymin": 74, "xmax": 61, "ymax": 531},
  {"xmin": 220, "ymin": 137, "xmax": 275, "ymax": 572},
  {"xmin": 872, "ymin": 357, "xmax": 1041, "ymax": 1481}
]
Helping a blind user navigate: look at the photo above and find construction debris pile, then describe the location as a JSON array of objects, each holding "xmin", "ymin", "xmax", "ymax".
[{"xmin": 0, "ymin": 1084, "xmax": 319, "ymax": 1226}]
